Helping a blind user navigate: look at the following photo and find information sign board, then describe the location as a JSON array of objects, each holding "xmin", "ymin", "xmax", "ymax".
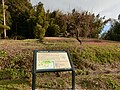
[
  {"xmin": 32, "ymin": 50, "xmax": 75, "ymax": 90},
  {"xmin": 36, "ymin": 51, "xmax": 71, "ymax": 70}
]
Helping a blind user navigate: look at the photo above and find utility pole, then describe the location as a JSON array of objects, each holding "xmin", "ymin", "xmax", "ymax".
[{"xmin": 2, "ymin": 0, "xmax": 6, "ymax": 38}]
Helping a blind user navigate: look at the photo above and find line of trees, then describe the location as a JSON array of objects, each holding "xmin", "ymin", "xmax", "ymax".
[
  {"xmin": 0, "ymin": 0, "xmax": 119, "ymax": 42},
  {"xmin": 101, "ymin": 16, "xmax": 120, "ymax": 41}
]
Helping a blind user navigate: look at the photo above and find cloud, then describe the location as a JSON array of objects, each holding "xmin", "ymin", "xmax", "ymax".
[
  {"xmin": 99, "ymin": 2, "xmax": 120, "ymax": 19},
  {"xmin": 31, "ymin": 0, "xmax": 120, "ymax": 19}
]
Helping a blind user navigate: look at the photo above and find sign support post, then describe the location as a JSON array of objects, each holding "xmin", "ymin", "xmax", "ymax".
[
  {"xmin": 72, "ymin": 70, "xmax": 75, "ymax": 90},
  {"xmin": 32, "ymin": 50, "xmax": 36, "ymax": 90},
  {"xmin": 32, "ymin": 73, "xmax": 36, "ymax": 90}
]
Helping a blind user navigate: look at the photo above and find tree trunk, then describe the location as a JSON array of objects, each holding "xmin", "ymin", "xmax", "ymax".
[
  {"xmin": 76, "ymin": 29, "xmax": 82, "ymax": 45},
  {"xmin": 2, "ymin": 0, "xmax": 6, "ymax": 38}
]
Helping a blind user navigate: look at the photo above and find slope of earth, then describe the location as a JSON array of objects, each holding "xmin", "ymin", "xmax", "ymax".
[{"xmin": 0, "ymin": 37, "xmax": 120, "ymax": 90}]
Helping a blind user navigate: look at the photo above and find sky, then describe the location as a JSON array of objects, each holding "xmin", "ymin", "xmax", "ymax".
[{"xmin": 31, "ymin": 0, "xmax": 120, "ymax": 20}]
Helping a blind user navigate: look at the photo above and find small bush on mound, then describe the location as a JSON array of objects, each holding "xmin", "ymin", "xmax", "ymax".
[
  {"xmin": 0, "ymin": 50, "xmax": 32, "ymax": 80},
  {"xmin": 0, "ymin": 70, "xmax": 11, "ymax": 80},
  {"xmin": 77, "ymin": 75, "xmax": 120, "ymax": 90},
  {"xmin": 0, "ymin": 51, "xmax": 7, "ymax": 58}
]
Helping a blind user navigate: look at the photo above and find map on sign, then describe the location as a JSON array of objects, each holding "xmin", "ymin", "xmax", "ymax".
[{"xmin": 36, "ymin": 51, "xmax": 71, "ymax": 70}]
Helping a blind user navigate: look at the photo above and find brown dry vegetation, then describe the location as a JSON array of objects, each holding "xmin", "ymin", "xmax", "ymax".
[{"xmin": 0, "ymin": 37, "xmax": 120, "ymax": 90}]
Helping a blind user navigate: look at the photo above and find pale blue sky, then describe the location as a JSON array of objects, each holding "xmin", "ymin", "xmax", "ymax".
[{"xmin": 31, "ymin": 0, "xmax": 120, "ymax": 19}]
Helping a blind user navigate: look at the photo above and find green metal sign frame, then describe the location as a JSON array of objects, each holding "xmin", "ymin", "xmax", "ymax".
[{"xmin": 32, "ymin": 50, "xmax": 75, "ymax": 90}]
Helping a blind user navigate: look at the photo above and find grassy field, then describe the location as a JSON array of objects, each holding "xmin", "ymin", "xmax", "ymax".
[{"xmin": 0, "ymin": 37, "xmax": 120, "ymax": 90}]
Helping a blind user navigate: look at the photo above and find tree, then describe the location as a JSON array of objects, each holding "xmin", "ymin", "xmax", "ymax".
[
  {"xmin": 103, "ymin": 18, "xmax": 120, "ymax": 41},
  {"xmin": 34, "ymin": 24, "xmax": 45, "ymax": 41},
  {"xmin": 45, "ymin": 10, "xmax": 63, "ymax": 37},
  {"xmin": 36, "ymin": 2, "xmax": 45, "ymax": 18},
  {"xmin": 6, "ymin": 0, "xmax": 33, "ymax": 39},
  {"xmin": 54, "ymin": 11, "xmax": 67, "ymax": 36},
  {"xmin": 33, "ymin": 2, "xmax": 49, "ymax": 41},
  {"xmin": 0, "ymin": 1, "xmax": 10, "ymax": 38},
  {"xmin": 2, "ymin": 0, "xmax": 6, "ymax": 38},
  {"xmin": 0, "ymin": 12, "xmax": 4, "ymax": 38},
  {"xmin": 46, "ymin": 24, "xmax": 60, "ymax": 37},
  {"xmin": 65, "ymin": 9, "xmax": 106, "ymax": 44},
  {"xmin": 65, "ymin": 10, "xmax": 87, "ymax": 44}
]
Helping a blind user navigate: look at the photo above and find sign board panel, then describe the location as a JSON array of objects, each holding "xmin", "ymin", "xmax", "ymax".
[{"xmin": 36, "ymin": 51, "xmax": 71, "ymax": 70}]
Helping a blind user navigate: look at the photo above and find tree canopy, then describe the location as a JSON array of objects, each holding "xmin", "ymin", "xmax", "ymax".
[
  {"xmin": 0, "ymin": 1, "xmax": 116, "ymax": 42},
  {"xmin": 102, "ymin": 18, "xmax": 120, "ymax": 41}
]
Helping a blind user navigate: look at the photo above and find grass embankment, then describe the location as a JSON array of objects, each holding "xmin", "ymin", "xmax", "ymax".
[{"xmin": 0, "ymin": 38, "xmax": 120, "ymax": 90}]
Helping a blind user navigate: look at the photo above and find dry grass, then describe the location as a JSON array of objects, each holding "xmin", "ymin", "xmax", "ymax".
[{"xmin": 0, "ymin": 38, "xmax": 120, "ymax": 90}]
